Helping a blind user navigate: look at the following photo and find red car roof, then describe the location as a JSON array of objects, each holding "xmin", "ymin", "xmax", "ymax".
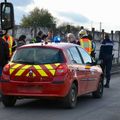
[{"xmin": 19, "ymin": 42, "xmax": 79, "ymax": 50}]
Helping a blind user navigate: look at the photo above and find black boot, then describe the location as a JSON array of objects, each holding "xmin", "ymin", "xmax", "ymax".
[
  {"xmin": 104, "ymin": 80, "xmax": 110, "ymax": 88},
  {"xmin": 104, "ymin": 84, "xmax": 109, "ymax": 88}
]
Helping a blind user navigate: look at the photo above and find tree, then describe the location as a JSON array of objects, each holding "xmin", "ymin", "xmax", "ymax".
[
  {"xmin": 20, "ymin": 7, "xmax": 56, "ymax": 29},
  {"xmin": 57, "ymin": 23, "xmax": 81, "ymax": 36}
]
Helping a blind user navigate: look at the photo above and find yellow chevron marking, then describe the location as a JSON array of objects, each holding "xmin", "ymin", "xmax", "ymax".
[
  {"xmin": 45, "ymin": 64, "xmax": 53, "ymax": 69},
  {"xmin": 11, "ymin": 64, "xmax": 22, "ymax": 69},
  {"xmin": 34, "ymin": 65, "xmax": 48, "ymax": 77},
  {"xmin": 10, "ymin": 69, "xmax": 14, "ymax": 74},
  {"xmin": 49, "ymin": 70, "xmax": 55, "ymax": 76},
  {"xmin": 10, "ymin": 64, "xmax": 22, "ymax": 74},
  {"xmin": 15, "ymin": 65, "xmax": 31, "ymax": 76},
  {"xmin": 55, "ymin": 63, "xmax": 60, "ymax": 66},
  {"xmin": 45, "ymin": 64, "xmax": 55, "ymax": 76}
]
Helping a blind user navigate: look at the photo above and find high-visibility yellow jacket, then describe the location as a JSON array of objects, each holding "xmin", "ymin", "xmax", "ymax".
[
  {"xmin": 3, "ymin": 35, "xmax": 14, "ymax": 58},
  {"xmin": 80, "ymin": 38, "xmax": 92, "ymax": 54}
]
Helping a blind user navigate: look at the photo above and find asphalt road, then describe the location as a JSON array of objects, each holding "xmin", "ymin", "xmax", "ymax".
[{"xmin": 0, "ymin": 74, "xmax": 120, "ymax": 120}]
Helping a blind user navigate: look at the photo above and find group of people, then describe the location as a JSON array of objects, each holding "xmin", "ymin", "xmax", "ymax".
[
  {"xmin": 31, "ymin": 30, "xmax": 61, "ymax": 44},
  {"xmin": 66, "ymin": 29, "xmax": 96, "ymax": 58},
  {"xmin": 0, "ymin": 28, "xmax": 113, "ymax": 88},
  {"xmin": 66, "ymin": 29, "xmax": 113, "ymax": 88},
  {"xmin": 0, "ymin": 32, "xmax": 28, "ymax": 77},
  {"xmin": 0, "ymin": 30, "xmax": 55, "ymax": 79}
]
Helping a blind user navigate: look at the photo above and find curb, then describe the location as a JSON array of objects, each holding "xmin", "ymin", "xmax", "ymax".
[{"xmin": 111, "ymin": 70, "xmax": 120, "ymax": 75}]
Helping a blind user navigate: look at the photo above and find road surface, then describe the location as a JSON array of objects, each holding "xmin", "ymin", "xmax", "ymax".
[{"xmin": 0, "ymin": 74, "xmax": 120, "ymax": 120}]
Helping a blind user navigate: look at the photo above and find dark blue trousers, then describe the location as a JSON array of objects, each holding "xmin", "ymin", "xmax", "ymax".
[{"xmin": 101, "ymin": 55, "xmax": 112, "ymax": 85}]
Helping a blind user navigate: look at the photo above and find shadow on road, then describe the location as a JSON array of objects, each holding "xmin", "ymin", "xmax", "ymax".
[{"xmin": 4, "ymin": 94, "xmax": 102, "ymax": 110}]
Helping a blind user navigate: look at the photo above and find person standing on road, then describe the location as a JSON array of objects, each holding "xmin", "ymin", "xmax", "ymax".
[
  {"xmin": 35, "ymin": 30, "xmax": 43, "ymax": 43},
  {"xmin": 17, "ymin": 35, "xmax": 26, "ymax": 47},
  {"xmin": 47, "ymin": 30, "xmax": 54, "ymax": 42},
  {"xmin": 0, "ymin": 31, "xmax": 9, "ymax": 78},
  {"xmin": 88, "ymin": 33, "xmax": 96, "ymax": 59},
  {"xmin": 99, "ymin": 33, "xmax": 113, "ymax": 88},
  {"xmin": 78, "ymin": 29, "xmax": 93, "ymax": 57},
  {"xmin": 2, "ymin": 33, "xmax": 16, "ymax": 59},
  {"xmin": 31, "ymin": 30, "xmax": 43, "ymax": 43},
  {"xmin": 66, "ymin": 33, "xmax": 77, "ymax": 44},
  {"xmin": 41, "ymin": 34, "xmax": 48, "ymax": 44}
]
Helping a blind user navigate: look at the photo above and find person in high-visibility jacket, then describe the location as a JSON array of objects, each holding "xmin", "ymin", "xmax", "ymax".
[
  {"xmin": 78, "ymin": 29, "xmax": 94, "ymax": 57},
  {"xmin": 2, "ymin": 33, "xmax": 16, "ymax": 59},
  {"xmin": 88, "ymin": 33, "xmax": 96, "ymax": 59},
  {"xmin": 31, "ymin": 31, "xmax": 43, "ymax": 43},
  {"xmin": 0, "ymin": 31, "xmax": 9, "ymax": 78}
]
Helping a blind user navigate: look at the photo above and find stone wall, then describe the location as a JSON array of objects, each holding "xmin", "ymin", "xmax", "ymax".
[{"xmin": 9, "ymin": 27, "xmax": 120, "ymax": 64}]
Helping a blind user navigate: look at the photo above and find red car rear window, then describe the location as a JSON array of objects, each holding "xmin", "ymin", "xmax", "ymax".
[{"xmin": 12, "ymin": 47, "xmax": 65, "ymax": 64}]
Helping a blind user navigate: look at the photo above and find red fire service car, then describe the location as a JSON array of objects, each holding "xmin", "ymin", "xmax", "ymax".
[{"xmin": 0, "ymin": 42, "xmax": 103, "ymax": 108}]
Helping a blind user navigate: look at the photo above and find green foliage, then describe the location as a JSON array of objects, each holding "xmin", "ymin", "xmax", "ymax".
[
  {"xmin": 20, "ymin": 7, "xmax": 56, "ymax": 28},
  {"xmin": 57, "ymin": 23, "xmax": 81, "ymax": 34}
]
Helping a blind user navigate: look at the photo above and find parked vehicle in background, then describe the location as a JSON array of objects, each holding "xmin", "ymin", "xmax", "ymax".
[{"xmin": 0, "ymin": 42, "xmax": 103, "ymax": 108}]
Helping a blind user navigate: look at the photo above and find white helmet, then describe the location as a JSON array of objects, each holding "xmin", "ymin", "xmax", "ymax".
[{"xmin": 78, "ymin": 29, "xmax": 87, "ymax": 38}]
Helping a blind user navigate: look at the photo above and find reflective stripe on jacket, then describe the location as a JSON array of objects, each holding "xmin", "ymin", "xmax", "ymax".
[
  {"xmin": 80, "ymin": 38, "xmax": 92, "ymax": 54},
  {"xmin": 3, "ymin": 35, "xmax": 13, "ymax": 57}
]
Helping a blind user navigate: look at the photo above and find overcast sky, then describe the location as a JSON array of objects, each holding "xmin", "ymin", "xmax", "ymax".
[{"xmin": 7, "ymin": 0, "xmax": 120, "ymax": 32}]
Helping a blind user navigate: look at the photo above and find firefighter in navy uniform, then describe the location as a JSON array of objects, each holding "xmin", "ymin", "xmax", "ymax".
[{"xmin": 99, "ymin": 33, "xmax": 113, "ymax": 88}]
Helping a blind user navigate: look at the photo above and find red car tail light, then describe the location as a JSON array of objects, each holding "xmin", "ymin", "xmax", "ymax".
[
  {"xmin": 52, "ymin": 64, "xmax": 68, "ymax": 84},
  {"xmin": 1, "ymin": 64, "xmax": 10, "ymax": 81},
  {"xmin": 55, "ymin": 64, "xmax": 68, "ymax": 76}
]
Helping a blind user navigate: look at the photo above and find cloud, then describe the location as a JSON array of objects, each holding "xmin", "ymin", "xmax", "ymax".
[
  {"xmin": 57, "ymin": 11, "xmax": 90, "ymax": 24},
  {"xmin": 8, "ymin": 0, "xmax": 34, "ymax": 24},
  {"xmin": 14, "ymin": 8, "xmax": 28, "ymax": 25},
  {"xmin": 9, "ymin": 0, "xmax": 34, "ymax": 7},
  {"xmin": 5, "ymin": 0, "xmax": 120, "ymax": 32}
]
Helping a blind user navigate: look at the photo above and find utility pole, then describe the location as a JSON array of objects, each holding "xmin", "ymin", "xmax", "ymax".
[
  {"xmin": 92, "ymin": 28, "xmax": 95, "ymax": 40},
  {"xmin": 111, "ymin": 30, "xmax": 113, "ymax": 41},
  {"xmin": 91, "ymin": 21, "xmax": 93, "ymax": 30},
  {"xmin": 100, "ymin": 22, "xmax": 102, "ymax": 32},
  {"xmin": 118, "ymin": 31, "xmax": 120, "ymax": 63}
]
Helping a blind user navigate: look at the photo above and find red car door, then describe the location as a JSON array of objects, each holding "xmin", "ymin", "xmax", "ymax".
[
  {"xmin": 77, "ymin": 46, "xmax": 98, "ymax": 93},
  {"xmin": 84, "ymin": 65, "xmax": 98, "ymax": 92},
  {"xmin": 67, "ymin": 47, "xmax": 88, "ymax": 95}
]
